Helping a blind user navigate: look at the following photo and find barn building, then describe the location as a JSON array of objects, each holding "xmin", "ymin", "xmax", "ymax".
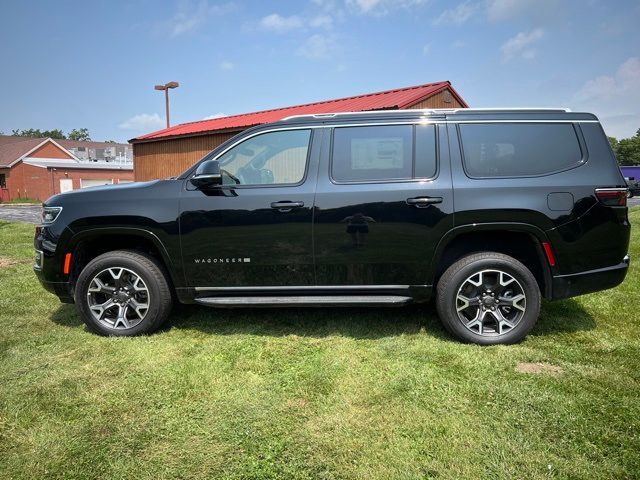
[
  {"xmin": 0, "ymin": 136, "xmax": 133, "ymax": 202},
  {"xmin": 130, "ymin": 81, "xmax": 468, "ymax": 181}
]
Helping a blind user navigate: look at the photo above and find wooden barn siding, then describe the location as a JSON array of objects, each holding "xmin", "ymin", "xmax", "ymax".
[
  {"xmin": 133, "ymin": 88, "xmax": 465, "ymax": 181},
  {"xmin": 133, "ymin": 132, "xmax": 238, "ymax": 181},
  {"xmin": 407, "ymin": 88, "xmax": 464, "ymax": 109}
]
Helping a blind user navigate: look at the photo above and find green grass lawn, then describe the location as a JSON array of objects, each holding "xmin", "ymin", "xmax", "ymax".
[{"xmin": 1, "ymin": 211, "xmax": 639, "ymax": 479}]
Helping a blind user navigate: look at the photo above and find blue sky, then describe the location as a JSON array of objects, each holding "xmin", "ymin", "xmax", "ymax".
[{"xmin": 1, "ymin": 0, "xmax": 638, "ymax": 142}]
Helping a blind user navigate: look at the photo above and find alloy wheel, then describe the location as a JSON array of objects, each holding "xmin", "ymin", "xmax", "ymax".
[
  {"xmin": 455, "ymin": 269, "xmax": 527, "ymax": 336},
  {"xmin": 86, "ymin": 267, "xmax": 150, "ymax": 330}
]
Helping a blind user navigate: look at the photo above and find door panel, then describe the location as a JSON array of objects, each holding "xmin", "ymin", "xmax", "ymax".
[
  {"xmin": 313, "ymin": 123, "xmax": 453, "ymax": 286},
  {"xmin": 179, "ymin": 128, "xmax": 322, "ymax": 288},
  {"xmin": 59, "ymin": 178, "xmax": 73, "ymax": 193}
]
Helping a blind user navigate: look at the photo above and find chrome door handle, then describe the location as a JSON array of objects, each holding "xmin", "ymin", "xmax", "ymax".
[
  {"xmin": 406, "ymin": 196, "xmax": 443, "ymax": 207},
  {"xmin": 270, "ymin": 201, "xmax": 304, "ymax": 212}
]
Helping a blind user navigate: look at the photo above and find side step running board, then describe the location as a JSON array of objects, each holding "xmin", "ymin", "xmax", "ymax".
[{"xmin": 194, "ymin": 295, "xmax": 412, "ymax": 307}]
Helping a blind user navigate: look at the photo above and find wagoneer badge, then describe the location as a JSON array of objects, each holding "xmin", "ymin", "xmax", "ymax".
[{"xmin": 194, "ymin": 257, "xmax": 251, "ymax": 264}]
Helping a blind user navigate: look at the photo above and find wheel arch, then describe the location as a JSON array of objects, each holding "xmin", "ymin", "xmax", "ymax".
[
  {"xmin": 430, "ymin": 223, "xmax": 554, "ymax": 299},
  {"xmin": 66, "ymin": 227, "xmax": 178, "ymax": 291}
]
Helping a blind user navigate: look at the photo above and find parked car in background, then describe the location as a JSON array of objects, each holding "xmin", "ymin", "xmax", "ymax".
[
  {"xmin": 624, "ymin": 177, "xmax": 640, "ymax": 197},
  {"xmin": 34, "ymin": 108, "xmax": 630, "ymax": 345}
]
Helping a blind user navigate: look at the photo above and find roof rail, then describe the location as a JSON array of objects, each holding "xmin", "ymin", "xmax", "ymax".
[
  {"xmin": 281, "ymin": 107, "xmax": 572, "ymax": 121},
  {"xmin": 445, "ymin": 107, "xmax": 572, "ymax": 113},
  {"xmin": 281, "ymin": 110, "xmax": 439, "ymax": 121}
]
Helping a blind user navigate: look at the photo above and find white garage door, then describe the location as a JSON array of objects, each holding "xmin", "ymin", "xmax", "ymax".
[{"xmin": 80, "ymin": 179, "xmax": 113, "ymax": 188}]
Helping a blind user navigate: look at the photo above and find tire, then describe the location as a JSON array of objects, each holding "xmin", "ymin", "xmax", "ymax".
[
  {"xmin": 74, "ymin": 250, "xmax": 173, "ymax": 336},
  {"xmin": 436, "ymin": 252, "xmax": 541, "ymax": 345}
]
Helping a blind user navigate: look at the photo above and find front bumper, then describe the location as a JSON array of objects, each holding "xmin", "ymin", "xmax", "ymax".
[
  {"xmin": 34, "ymin": 275, "xmax": 74, "ymax": 303},
  {"xmin": 34, "ymin": 261, "xmax": 74, "ymax": 304},
  {"xmin": 551, "ymin": 255, "xmax": 630, "ymax": 300}
]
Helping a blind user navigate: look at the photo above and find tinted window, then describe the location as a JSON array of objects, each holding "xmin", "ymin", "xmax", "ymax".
[
  {"xmin": 332, "ymin": 125, "xmax": 413, "ymax": 181},
  {"xmin": 415, "ymin": 124, "xmax": 437, "ymax": 178},
  {"xmin": 459, "ymin": 123, "xmax": 582, "ymax": 177},
  {"xmin": 216, "ymin": 129, "xmax": 311, "ymax": 185}
]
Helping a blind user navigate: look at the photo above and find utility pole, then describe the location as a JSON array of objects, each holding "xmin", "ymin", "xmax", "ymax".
[{"xmin": 154, "ymin": 81, "xmax": 179, "ymax": 128}]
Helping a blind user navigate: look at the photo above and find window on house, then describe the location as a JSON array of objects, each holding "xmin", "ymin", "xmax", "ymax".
[{"xmin": 0, "ymin": 174, "xmax": 6, "ymax": 189}]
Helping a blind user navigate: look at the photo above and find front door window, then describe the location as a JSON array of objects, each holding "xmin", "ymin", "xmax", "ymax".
[{"xmin": 216, "ymin": 129, "xmax": 311, "ymax": 186}]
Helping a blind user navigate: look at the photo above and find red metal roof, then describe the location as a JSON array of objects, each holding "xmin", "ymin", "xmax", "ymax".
[{"xmin": 131, "ymin": 81, "xmax": 467, "ymax": 143}]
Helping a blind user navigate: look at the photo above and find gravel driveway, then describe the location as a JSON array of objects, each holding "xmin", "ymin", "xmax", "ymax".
[{"xmin": 0, "ymin": 205, "xmax": 41, "ymax": 224}]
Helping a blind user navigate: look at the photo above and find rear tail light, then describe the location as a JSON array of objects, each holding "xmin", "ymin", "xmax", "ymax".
[{"xmin": 595, "ymin": 188, "xmax": 627, "ymax": 207}]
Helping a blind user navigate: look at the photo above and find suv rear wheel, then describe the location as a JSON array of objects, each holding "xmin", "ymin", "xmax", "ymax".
[
  {"xmin": 436, "ymin": 252, "xmax": 541, "ymax": 345},
  {"xmin": 74, "ymin": 250, "xmax": 172, "ymax": 336}
]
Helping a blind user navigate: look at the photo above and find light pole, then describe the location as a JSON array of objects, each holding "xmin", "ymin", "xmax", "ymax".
[{"xmin": 154, "ymin": 81, "xmax": 179, "ymax": 128}]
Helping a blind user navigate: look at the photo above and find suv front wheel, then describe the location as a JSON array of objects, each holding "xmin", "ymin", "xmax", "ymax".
[
  {"xmin": 74, "ymin": 250, "xmax": 173, "ymax": 336},
  {"xmin": 436, "ymin": 252, "xmax": 541, "ymax": 345}
]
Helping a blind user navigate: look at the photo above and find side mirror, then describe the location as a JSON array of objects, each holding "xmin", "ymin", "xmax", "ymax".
[{"xmin": 191, "ymin": 160, "xmax": 222, "ymax": 188}]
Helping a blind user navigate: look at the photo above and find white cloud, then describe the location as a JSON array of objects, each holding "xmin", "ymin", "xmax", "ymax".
[
  {"xmin": 573, "ymin": 57, "xmax": 640, "ymax": 138},
  {"xmin": 312, "ymin": 0, "xmax": 347, "ymax": 20},
  {"xmin": 422, "ymin": 43, "xmax": 431, "ymax": 55},
  {"xmin": 346, "ymin": 0, "xmax": 427, "ymax": 16},
  {"xmin": 203, "ymin": 112, "xmax": 227, "ymax": 120},
  {"xmin": 118, "ymin": 113, "xmax": 164, "ymax": 131},
  {"xmin": 433, "ymin": 0, "xmax": 560, "ymax": 26},
  {"xmin": 500, "ymin": 28, "xmax": 544, "ymax": 62},
  {"xmin": 296, "ymin": 34, "xmax": 335, "ymax": 59},
  {"xmin": 309, "ymin": 14, "xmax": 334, "ymax": 28},
  {"xmin": 486, "ymin": 0, "xmax": 558, "ymax": 22},
  {"xmin": 432, "ymin": 1, "xmax": 479, "ymax": 26},
  {"xmin": 259, "ymin": 13, "xmax": 304, "ymax": 32},
  {"xmin": 258, "ymin": 12, "xmax": 333, "ymax": 32},
  {"xmin": 219, "ymin": 61, "xmax": 234, "ymax": 71},
  {"xmin": 168, "ymin": 0, "xmax": 235, "ymax": 37}
]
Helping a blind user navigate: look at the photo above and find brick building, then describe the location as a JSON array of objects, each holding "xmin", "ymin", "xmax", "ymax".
[
  {"xmin": 0, "ymin": 136, "xmax": 133, "ymax": 202},
  {"xmin": 130, "ymin": 81, "xmax": 468, "ymax": 181}
]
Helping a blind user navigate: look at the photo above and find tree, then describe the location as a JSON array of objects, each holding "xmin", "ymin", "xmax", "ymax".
[
  {"xmin": 68, "ymin": 128, "xmax": 91, "ymax": 141},
  {"xmin": 11, "ymin": 128, "xmax": 66, "ymax": 139},
  {"xmin": 608, "ymin": 129, "xmax": 640, "ymax": 166},
  {"xmin": 9, "ymin": 127, "xmax": 94, "ymax": 141},
  {"xmin": 616, "ymin": 129, "xmax": 640, "ymax": 166}
]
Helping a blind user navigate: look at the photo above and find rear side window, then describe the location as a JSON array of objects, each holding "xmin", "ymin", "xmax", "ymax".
[
  {"xmin": 415, "ymin": 124, "xmax": 437, "ymax": 178},
  {"xmin": 331, "ymin": 124, "xmax": 437, "ymax": 182},
  {"xmin": 459, "ymin": 123, "xmax": 583, "ymax": 177}
]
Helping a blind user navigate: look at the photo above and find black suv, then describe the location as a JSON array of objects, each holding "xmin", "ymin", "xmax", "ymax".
[{"xmin": 34, "ymin": 109, "xmax": 630, "ymax": 344}]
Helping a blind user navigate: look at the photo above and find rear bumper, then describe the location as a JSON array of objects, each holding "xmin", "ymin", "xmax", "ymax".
[{"xmin": 551, "ymin": 255, "xmax": 630, "ymax": 300}]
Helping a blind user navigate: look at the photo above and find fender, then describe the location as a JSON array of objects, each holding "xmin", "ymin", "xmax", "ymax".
[
  {"xmin": 67, "ymin": 226, "xmax": 181, "ymax": 287},
  {"xmin": 429, "ymin": 222, "xmax": 554, "ymax": 298}
]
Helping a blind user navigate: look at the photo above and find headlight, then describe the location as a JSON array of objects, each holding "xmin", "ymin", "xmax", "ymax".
[{"xmin": 42, "ymin": 206, "xmax": 63, "ymax": 224}]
